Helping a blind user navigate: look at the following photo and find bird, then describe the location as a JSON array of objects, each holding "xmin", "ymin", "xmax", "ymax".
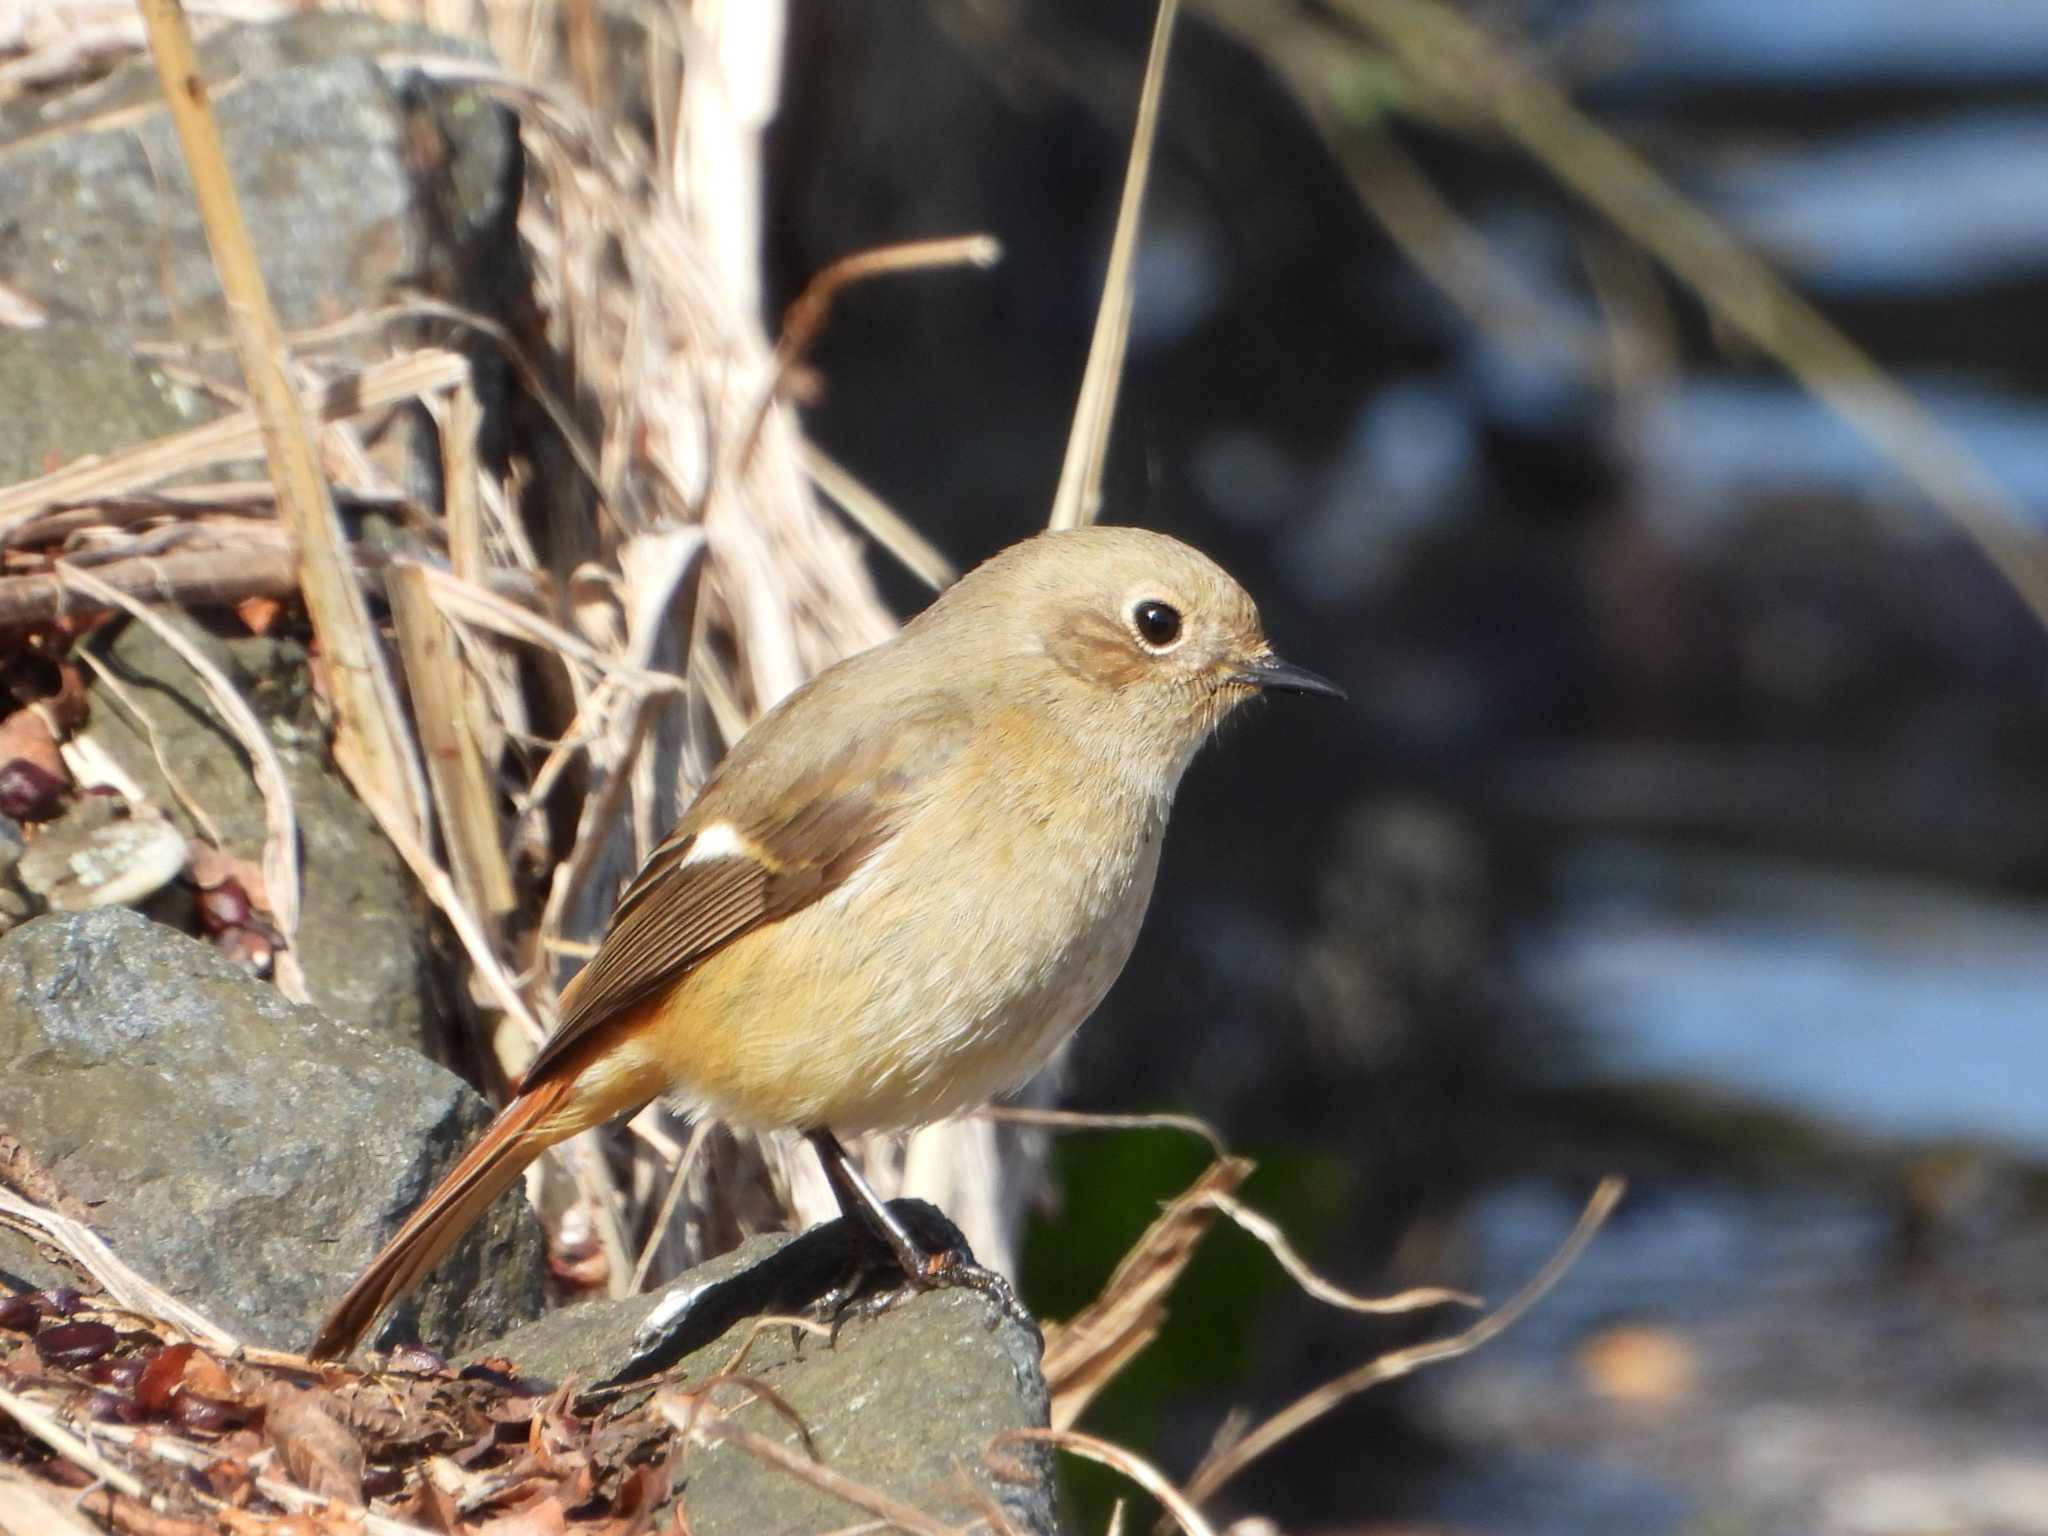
[{"xmin": 309, "ymin": 525, "xmax": 1343, "ymax": 1359}]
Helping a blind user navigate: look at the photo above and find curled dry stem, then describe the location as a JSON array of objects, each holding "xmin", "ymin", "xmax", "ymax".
[
  {"xmin": 1182, "ymin": 1176, "xmax": 1627, "ymax": 1508},
  {"xmin": 52, "ymin": 559, "xmax": 306, "ymax": 1004}
]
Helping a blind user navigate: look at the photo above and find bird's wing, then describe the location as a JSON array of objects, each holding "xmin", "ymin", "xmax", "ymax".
[{"xmin": 521, "ymin": 691, "xmax": 972, "ymax": 1086}]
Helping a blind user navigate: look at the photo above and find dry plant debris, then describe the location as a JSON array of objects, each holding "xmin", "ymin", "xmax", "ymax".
[{"xmin": 0, "ymin": 1138, "xmax": 1622, "ymax": 1536}]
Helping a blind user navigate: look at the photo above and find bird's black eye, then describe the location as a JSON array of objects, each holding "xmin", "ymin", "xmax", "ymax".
[{"xmin": 1132, "ymin": 600, "xmax": 1183, "ymax": 649}]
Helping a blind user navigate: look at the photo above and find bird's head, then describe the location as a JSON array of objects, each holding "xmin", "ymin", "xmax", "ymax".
[{"xmin": 920, "ymin": 526, "xmax": 1344, "ymax": 793}]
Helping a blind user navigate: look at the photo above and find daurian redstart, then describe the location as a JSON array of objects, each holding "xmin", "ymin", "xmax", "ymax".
[{"xmin": 310, "ymin": 526, "xmax": 1341, "ymax": 1358}]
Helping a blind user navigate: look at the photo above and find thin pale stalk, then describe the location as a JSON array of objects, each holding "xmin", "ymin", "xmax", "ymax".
[{"xmin": 1047, "ymin": 0, "xmax": 1179, "ymax": 530}]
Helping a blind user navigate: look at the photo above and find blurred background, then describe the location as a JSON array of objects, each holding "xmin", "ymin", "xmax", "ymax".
[{"xmin": 768, "ymin": 2, "xmax": 2048, "ymax": 1531}]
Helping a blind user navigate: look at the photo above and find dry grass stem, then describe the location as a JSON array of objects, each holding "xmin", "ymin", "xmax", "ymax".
[
  {"xmin": 713, "ymin": 1313, "xmax": 835, "ymax": 1382},
  {"xmin": 629, "ymin": 1118, "xmax": 714, "ymax": 1293},
  {"xmin": 1047, "ymin": 0, "xmax": 1179, "ymax": 531},
  {"xmin": 1199, "ymin": 0, "xmax": 2048, "ymax": 631},
  {"xmin": 1188, "ymin": 1191, "xmax": 1479, "ymax": 1314},
  {"xmin": 0, "ymin": 1186, "xmax": 240, "ymax": 1354},
  {"xmin": 388, "ymin": 565, "xmax": 517, "ymax": 922},
  {"xmin": 136, "ymin": 0, "xmax": 428, "ymax": 839},
  {"xmin": 0, "ymin": 544, "xmax": 300, "ymax": 630},
  {"xmin": 0, "ymin": 1385, "xmax": 149, "ymax": 1502},
  {"xmin": 0, "ymin": 1466, "xmax": 106, "ymax": 1536},
  {"xmin": 72, "ymin": 649, "xmax": 226, "ymax": 848},
  {"xmin": 0, "ymin": 349, "xmax": 468, "ymax": 531},
  {"xmin": 991, "ymin": 1427, "xmax": 1216, "ymax": 1536},
  {"xmin": 803, "ymin": 443, "xmax": 958, "ymax": 592},
  {"xmin": 1182, "ymin": 1175, "xmax": 1628, "ymax": 1507},
  {"xmin": 1042, "ymin": 1156, "xmax": 1251, "ymax": 1431},
  {"xmin": 744, "ymin": 234, "xmax": 1001, "ymax": 474},
  {"xmin": 53, "ymin": 559, "xmax": 307, "ymax": 1003},
  {"xmin": 973, "ymin": 1106, "xmax": 1227, "ymax": 1160}
]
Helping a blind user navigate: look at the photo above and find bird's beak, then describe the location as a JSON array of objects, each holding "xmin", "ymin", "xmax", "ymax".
[{"xmin": 1230, "ymin": 652, "xmax": 1347, "ymax": 701}]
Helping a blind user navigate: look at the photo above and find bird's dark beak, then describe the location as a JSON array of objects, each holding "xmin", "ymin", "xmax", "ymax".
[{"xmin": 1231, "ymin": 653, "xmax": 1347, "ymax": 701}]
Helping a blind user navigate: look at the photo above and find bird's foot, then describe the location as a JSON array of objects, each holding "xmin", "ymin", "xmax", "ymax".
[
  {"xmin": 806, "ymin": 1231, "xmax": 1041, "ymax": 1351},
  {"xmin": 906, "ymin": 1245, "xmax": 1043, "ymax": 1351}
]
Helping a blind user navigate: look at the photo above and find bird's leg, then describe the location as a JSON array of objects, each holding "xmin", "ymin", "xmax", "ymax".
[
  {"xmin": 802, "ymin": 1129, "xmax": 1040, "ymax": 1347},
  {"xmin": 806, "ymin": 1128, "xmax": 930, "ymax": 1279}
]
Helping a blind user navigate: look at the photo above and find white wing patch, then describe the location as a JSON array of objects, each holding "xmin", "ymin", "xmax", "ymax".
[{"xmin": 681, "ymin": 822, "xmax": 753, "ymax": 866}]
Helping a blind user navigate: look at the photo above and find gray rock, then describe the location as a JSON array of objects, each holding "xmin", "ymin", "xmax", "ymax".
[
  {"xmin": 0, "ymin": 327, "xmax": 218, "ymax": 486},
  {"xmin": 0, "ymin": 815, "xmax": 33, "ymax": 933},
  {"xmin": 79, "ymin": 610, "xmax": 441, "ymax": 1053},
  {"xmin": 0, "ymin": 14, "xmax": 519, "ymax": 496},
  {"xmin": 0, "ymin": 908, "xmax": 543, "ymax": 1353},
  {"xmin": 0, "ymin": 15, "xmax": 516, "ymax": 348},
  {"xmin": 483, "ymin": 1212, "xmax": 1057, "ymax": 1536}
]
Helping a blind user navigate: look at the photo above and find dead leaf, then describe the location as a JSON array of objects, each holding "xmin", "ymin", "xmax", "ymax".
[
  {"xmin": 185, "ymin": 840, "xmax": 272, "ymax": 916},
  {"xmin": 179, "ymin": 1348, "xmax": 236, "ymax": 1401},
  {"xmin": 0, "ymin": 706, "xmax": 69, "ymax": 817},
  {"xmin": 236, "ymin": 595, "xmax": 284, "ymax": 635},
  {"xmin": 267, "ymin": 1384, "xmax": 366, "ymax": 1504},
  {"xmin": 135, "ymin": 1342, "xmax": 194, "ymax": 1414},
  {"xmin": 474, "ymin": 1493, "xmax": 569, "ymax": 1536},
  {"xmin": 399, "ymin": 1483, "xmax": 461, "ymax": 1533}
]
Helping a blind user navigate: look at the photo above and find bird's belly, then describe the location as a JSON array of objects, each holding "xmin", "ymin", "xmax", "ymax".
[{"xmin": 650, "ymin": 808, "xmax": 1160, "ymax": 1132}]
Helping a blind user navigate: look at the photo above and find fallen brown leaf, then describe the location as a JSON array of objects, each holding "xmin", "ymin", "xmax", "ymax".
[
  {"xmin": 267, "ymin": 1384, "xmax": 366, "ymax": 1505},
  {"xmin": 236, "ymin": 595, "xmax": 284, "ymax": 635},
  {"xmin": 475, "ymin": 1491, "xmax": 570, "ymax": 1536},
  {"xmin": 178, "ymin": 1347, "xmax": 236, "ymax": 1402},
  {"xmin": 185, "ymin": 840, "xmax": 273, "ymax": 918},
  {"xmin": 134, "ymin": 1342, "xmax": 195, "ymax": 1414},
  {"xmin": 396, "ymin": 1476, "xmax": 463, "ymax": 1535},
  {"xmin": 0, "ymin": 706, "xmax": 68, "ymax": 817}
]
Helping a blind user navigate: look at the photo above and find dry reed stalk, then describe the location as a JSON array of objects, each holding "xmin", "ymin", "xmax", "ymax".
[
  {"xmin": 388, "ymin": 564, "xmax": 516, "ymax": 925},
  {"xmin": 134, "ymin": 0, "xmax": 427, "ymax": 842},
  {"xmin": 1047, "ymin": 0, "xmax": 1180, "ymax": 531},
  {"xmin": 0, "ymin": 349, "xmax": 469, "ymax": 531},
  {"xmin": 0, "ymin": 1386, "xmax": 149, "ymax": 1502}
]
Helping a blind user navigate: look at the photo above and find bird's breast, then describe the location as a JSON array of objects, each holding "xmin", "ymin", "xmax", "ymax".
[{"xmin": 654, "ymin": 756, "xmax": 1166, "ymax": 1133}]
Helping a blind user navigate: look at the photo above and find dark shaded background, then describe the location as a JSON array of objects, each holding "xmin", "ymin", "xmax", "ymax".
[{"xmin": 766, "ymin": 3, "xmax": 2048, "ymax": 1530}]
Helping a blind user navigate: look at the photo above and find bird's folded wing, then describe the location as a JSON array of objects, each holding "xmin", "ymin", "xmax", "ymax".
[{"xmin": 522, "ymin": 693, "xmax": 971, "ymax": 1085}]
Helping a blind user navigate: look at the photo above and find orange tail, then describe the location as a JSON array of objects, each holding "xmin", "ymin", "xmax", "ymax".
[{"xmin": 309, "ymin": 1073, "xmax": 576, "ymax": 1361}]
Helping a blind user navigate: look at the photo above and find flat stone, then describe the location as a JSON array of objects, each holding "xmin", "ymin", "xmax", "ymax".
[
  {"xmin": 0, "ymin": 908, "xmax": 544, "ymax": 1353},
  {"xmin": 483, "ymin": 1210, "xmax": 1058, "ymax": 1536},
  {"xmin": 77, "ymin": 610, "xmax": 440, "ymax": 1053}
]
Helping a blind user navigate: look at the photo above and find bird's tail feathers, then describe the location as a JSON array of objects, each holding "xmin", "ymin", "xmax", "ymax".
[{"xmin": 308, "ymin": 1073, "xmax": 574, "ymax": 1361}]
